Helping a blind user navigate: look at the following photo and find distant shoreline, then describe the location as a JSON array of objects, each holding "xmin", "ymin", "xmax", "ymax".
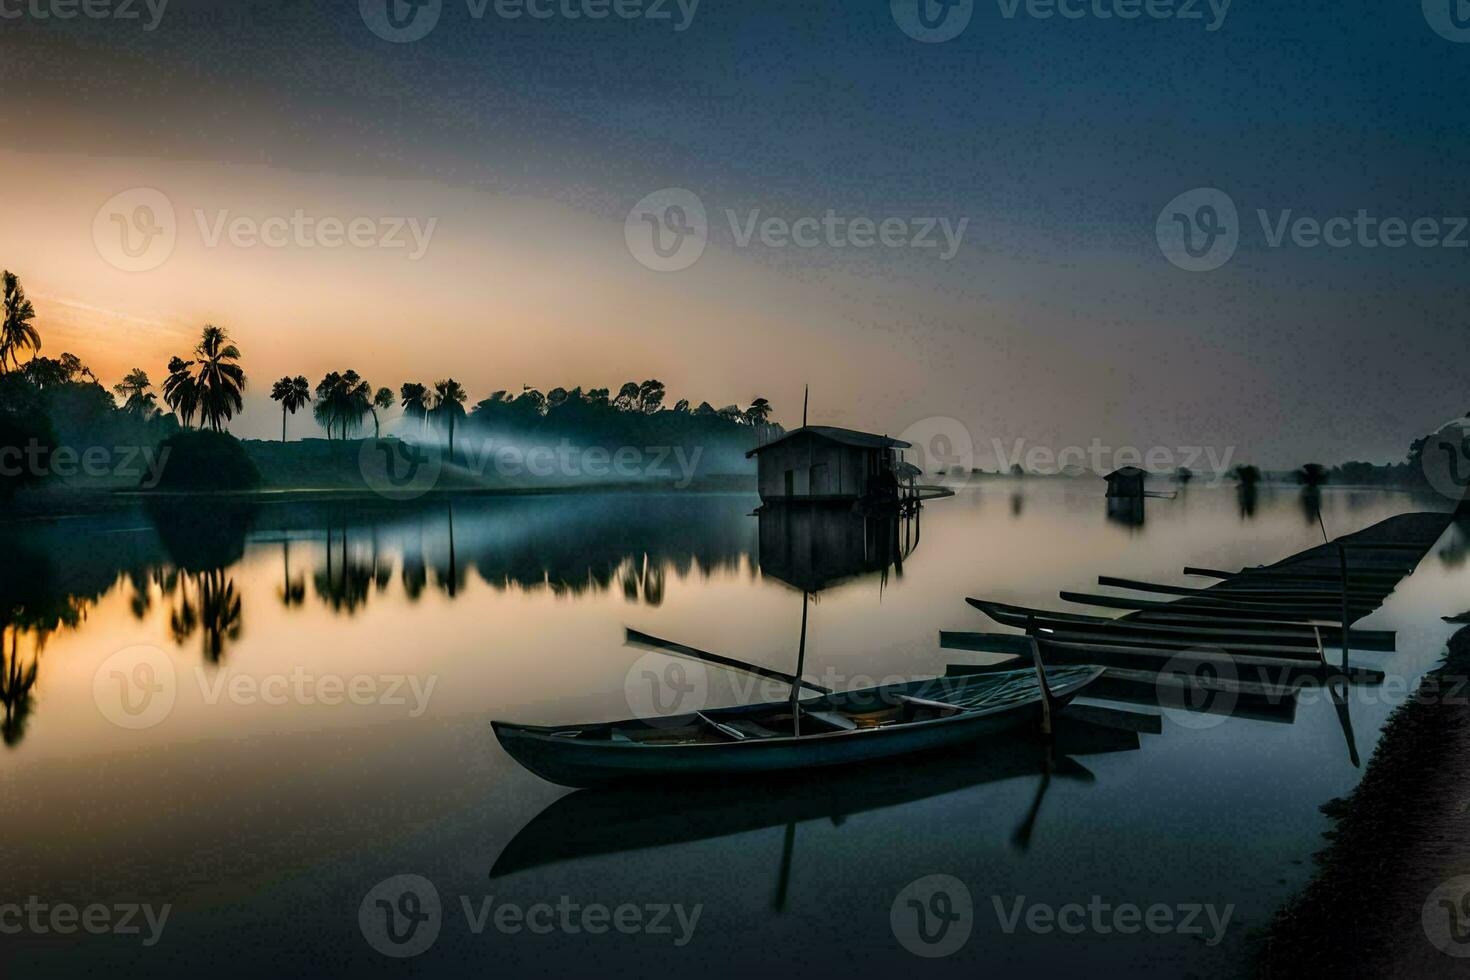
[{"xmin": 0, "ymin": 477, "xmax": 762, "ymax": 523}]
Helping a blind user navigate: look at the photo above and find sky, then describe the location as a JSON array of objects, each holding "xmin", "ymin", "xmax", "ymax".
[{"xmin": 0, "ymin": 0, "xmax": 1467, "ymax": 468}]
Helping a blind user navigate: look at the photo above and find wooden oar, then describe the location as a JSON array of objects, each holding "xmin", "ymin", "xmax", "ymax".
[{"xmin": 624, "ymin": 628, "xmax": 832, "ymax": 694}]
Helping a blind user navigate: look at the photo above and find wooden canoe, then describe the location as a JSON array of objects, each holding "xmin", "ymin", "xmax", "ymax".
[
  {"xmin": 492, "ymin": 665, "xmax": 1103, "ymax": 787},
  {"xmin": 490, "ymin": 716, "xmax": 1145, "ymax": 878}
]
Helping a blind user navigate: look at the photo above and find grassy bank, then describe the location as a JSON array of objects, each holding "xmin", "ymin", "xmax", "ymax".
[{"xmin": 1259, "ymin": 625, "xmax": 1470, "ymax": 977}]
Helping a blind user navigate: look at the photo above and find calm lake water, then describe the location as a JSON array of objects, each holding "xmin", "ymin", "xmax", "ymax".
[{"xmin": 3, "ymin": 481, "xmax": 1467, "ymax": 977}]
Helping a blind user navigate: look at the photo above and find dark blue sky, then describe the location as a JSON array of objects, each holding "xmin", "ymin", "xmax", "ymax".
[{"xmin": 2, "ymin": 0, "xmax": 1467, "ymax": 463}]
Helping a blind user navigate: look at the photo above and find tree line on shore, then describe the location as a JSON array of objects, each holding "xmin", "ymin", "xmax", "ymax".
[
  {"xmin": 0, "ymin": 269, "xmax": 779, "ymax": 493},
  {"xmin": 2, "ymin": 264, "xmax": 1460, "ymax": 495}
]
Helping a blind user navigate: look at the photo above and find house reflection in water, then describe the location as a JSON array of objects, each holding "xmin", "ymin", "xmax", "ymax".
[
  {"xmin": 1106, "ymin": 495, "xmax": 1145, "ymax": 529},
  {"xmin": 756, "ymin": 502, "xmax": 920, "ymax": 593}
]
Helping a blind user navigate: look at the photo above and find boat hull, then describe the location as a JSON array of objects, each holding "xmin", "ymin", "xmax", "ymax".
[{"xmin": 492, "ymin": 668, "xmax": 1101, "ymax": 787}]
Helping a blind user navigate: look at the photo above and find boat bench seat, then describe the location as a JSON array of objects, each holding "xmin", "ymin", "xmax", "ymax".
[
  {"xmin": 803, "ymin": 710, "xmax": 858, "ymax": 732},
  {"xmin": 723, "ymin": 719, "xmax": 782, "ymax": 739}
]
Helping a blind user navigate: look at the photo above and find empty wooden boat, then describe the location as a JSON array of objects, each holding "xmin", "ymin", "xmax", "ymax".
[{"xmin": 492, "ymin": 664, "xmax": 1103, "ymax": 788}]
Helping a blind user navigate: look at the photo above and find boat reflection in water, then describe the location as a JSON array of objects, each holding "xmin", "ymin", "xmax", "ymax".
[
  {"xmin": 493, "ymin": 502, "xmax": 1158, "ymax": 895},
  {"xmin": 490, "ymin": 714, "xmax": 1149, "ymax": 890},
  {"xmin": 1106, "ymin": 494, "xmax": 1145, "ymax": 529}
]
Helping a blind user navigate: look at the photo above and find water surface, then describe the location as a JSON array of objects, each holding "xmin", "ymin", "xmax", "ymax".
[{"xmin": 3, "ymin": 481, "xmax": 1466, "ymax": 977}]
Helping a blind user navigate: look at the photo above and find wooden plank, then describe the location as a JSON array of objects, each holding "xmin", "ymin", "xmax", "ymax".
[
  {"xmin": 967, "ymin": 597, "xmax": 1395, "ymax": 648},
  {"xmin": 1059, "ymin": 590, "xmax": 1353, "ymax": 623},
  {"xmin": 1097, "ymin": 575, "xmax": 1387, "ymax": 602},
  {"xmin": 1030, "ymin": 627, "xmax": 1328, "ymax": 662},
  {"xmin": 1028, "ymin": 635, "xmax": 1387, "ymax": 682},
  {"xmin": 939, "ymin": 631, "xmax": 1031, "ymax": 655}
]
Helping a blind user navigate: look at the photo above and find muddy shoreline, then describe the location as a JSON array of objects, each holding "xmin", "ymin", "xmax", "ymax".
[{"xmin": 1259, "ymin": 625, "xmax": 1470, "ymax": 977}]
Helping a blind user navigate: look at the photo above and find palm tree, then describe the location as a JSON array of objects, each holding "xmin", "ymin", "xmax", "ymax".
[
  {"xmin": 614, "ymin": 381, "xmax": 641, "ymax": 412},
  {"xmin": 270, "ymin": 375, "xmax": 311, "ymax": 443},
  {"xmin": 341, "ymin": 371, "xmax": 372, "ymax": 438},
  {"xmin": 746, "ymin": 397, "xmax": 772, "ymax": 426},
  {"xmin": 313, "ymin": 371, "xmax": 344, "ymax": 438},
  {"xmin": 370, "ymin": 387, "xmax": 394, "ymax": 438},
  {"xmin": 433, "ymin": 378, "xmax": 467, "ymax": 459},
  {"xmin": 190, "ymin": 325, "xmax": 246, "ymax": 432},
  {"xmin": 637, "ymin": 379, "xmax": 665, "ymax": 413},
  {"xmin": 162, "ymin": 356, "xmax": 200, "ymax": 428},
  {"xmin": 113, "ymin": 368, "xmax": 157, "ymax": 416},
  {"xmin": 0, "ymin": 271, "xmax": 39, "ymax": 373},
  {"xmin": 400, "ymin": 382, "xmax": 430, "ymax": 437}
]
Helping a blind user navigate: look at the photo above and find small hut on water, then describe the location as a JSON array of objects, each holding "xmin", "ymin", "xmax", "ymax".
[
  {"xmin": 1104, "ymin": 466, "xmax": 1147, "ymax": 498},
  {"xmin": 746, "ymin": 426, "xmax": 910, "ymax": 504}
]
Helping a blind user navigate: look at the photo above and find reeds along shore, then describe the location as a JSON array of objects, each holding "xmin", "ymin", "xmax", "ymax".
[{"xmin": 1259, "ymin": 625, "xmax": 1470, "ymax": 977}]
